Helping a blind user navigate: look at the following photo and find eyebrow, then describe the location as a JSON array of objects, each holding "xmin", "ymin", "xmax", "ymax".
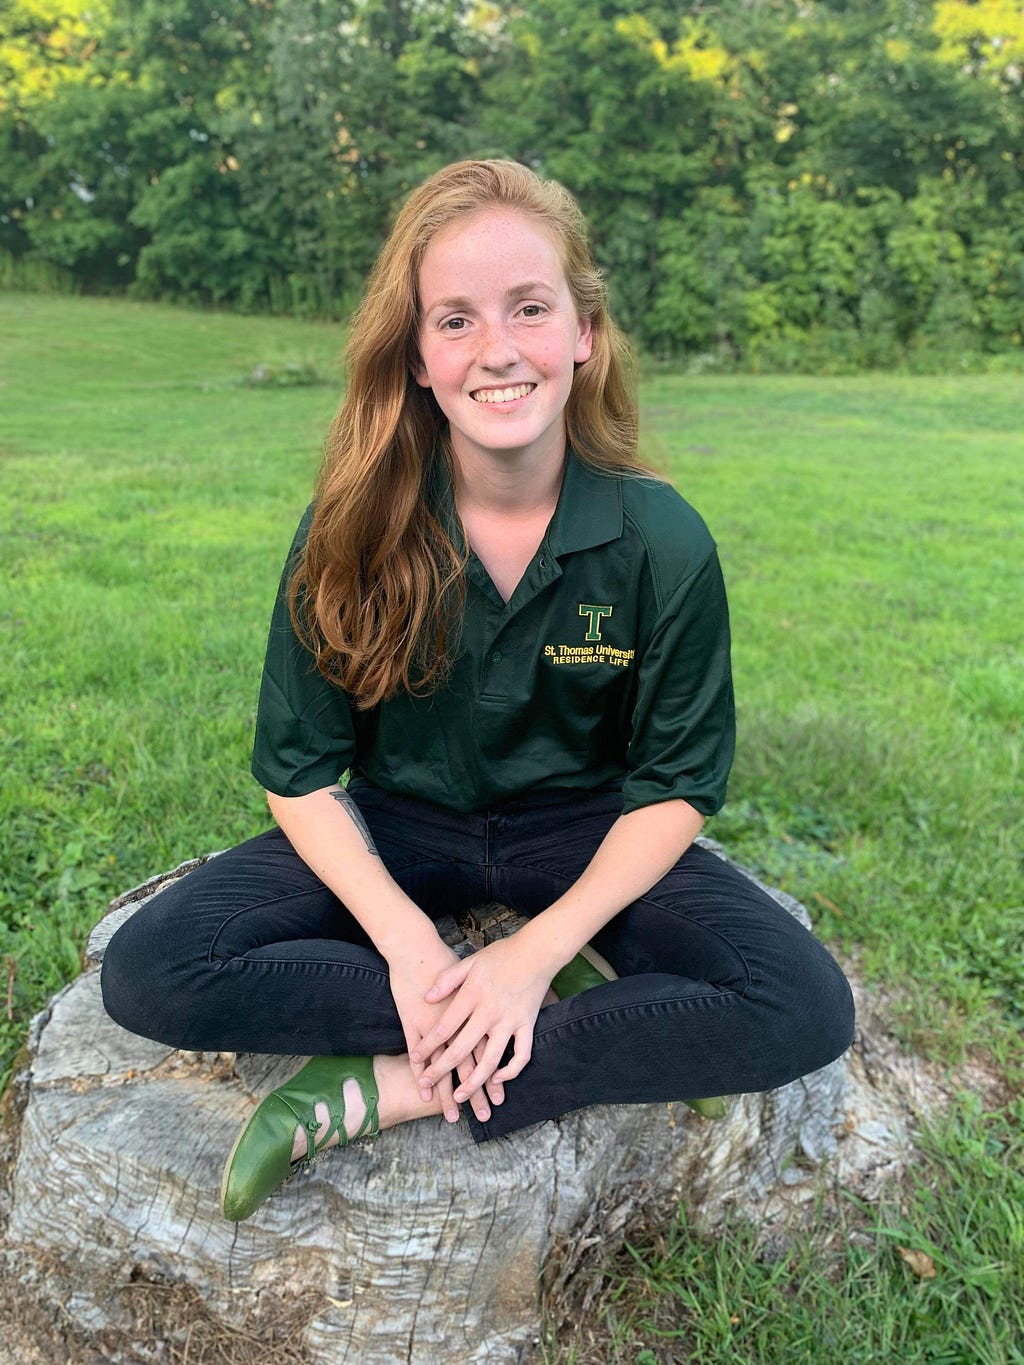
[{"xmin": 422, "ymin": 281, "xmax": 558, "ymax": 315}]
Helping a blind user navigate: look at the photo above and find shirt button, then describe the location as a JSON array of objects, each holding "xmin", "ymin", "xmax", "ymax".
[
  {"xmin": 539, "ymin": 557, "xmax": 547, "ymax": 568},
  {"xmin": 491, "ymin": 650, "xmax": 504, "ymax": 664}
]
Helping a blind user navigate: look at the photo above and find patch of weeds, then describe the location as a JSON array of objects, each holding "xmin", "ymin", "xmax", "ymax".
[
  {"xmin": 551, "ymin": 1099, "xmax": 1023, "ymax": 1364},
  {"xmin": 711, "ymin": 702, "xmax": 1022, "ymax": 1057},
  {"xmin": 242, "ymin": 361, "xmax": 330, "ymax": 388},
  {"xmin": 951, "ymin": 657, "xmax": 1024, "ymax": 731},
  {"xmin": 711, "ymin": 797, "xmax": 846, "ymax": 896},
  {"xmin": 954, "ymin": 911, "xmax": 1024, "ymax": 1030},
  {"xmin": 0, "ymin": 821, "xmax": 119, "ymax": 1087},
  {"xmin": 870, "ymin": 1095, "xmax": 1024, "ymax": 1365}
]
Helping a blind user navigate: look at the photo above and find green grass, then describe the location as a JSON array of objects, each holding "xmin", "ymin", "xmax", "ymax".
[
  {"xmin": 640, "ymin": 371, "xmax": 1023, "ymax": 1060},
  {"xmin": 2, "ymin": 292, "xmax": 1021, "ymax": 1359},
  {"xmin": 1, "ymin": 292, "xmax": 345, "ymax": 1065},
  {"xmin": 563, "ymin": 1096, "xmax": 1024, "ymax": 1364}
]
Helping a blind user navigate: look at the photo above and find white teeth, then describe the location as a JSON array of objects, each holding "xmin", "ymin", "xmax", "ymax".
[{"xmin": 472, "ymin": 384, "xmax": 534, "ymax": 404}]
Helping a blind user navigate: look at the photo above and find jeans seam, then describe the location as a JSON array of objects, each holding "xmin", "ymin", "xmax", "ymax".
[
  {"xmin": 532, "ymin": 986, "xmax": 741, "ymax": 1045},
  {"xmin": 204, "ymin": 858, "xmax": 466, "ymax": 963},
  {"xmin": 207, "ymin": 889, "xmax": 339, "ymax": 963},
  {"xmin": 215, "ymin": 955, "xmax": 391, "ymax": 979},
  {"xmin": 502, "ymin": 856, "xmax": 756, "ymax": 996}
]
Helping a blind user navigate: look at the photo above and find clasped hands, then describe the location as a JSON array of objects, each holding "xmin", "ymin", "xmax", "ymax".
[{"xmin": 390, "ymin": 930, "xmax": 558, "ymax": 1126}]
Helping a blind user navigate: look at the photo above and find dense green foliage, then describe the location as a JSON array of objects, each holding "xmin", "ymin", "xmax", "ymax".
[{"xmin": 2, "ymin": 0, "xmax": 1023, "ymax": 366}]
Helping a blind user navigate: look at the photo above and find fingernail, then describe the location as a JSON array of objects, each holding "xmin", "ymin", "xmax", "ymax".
[
  {"xmin": 454, "ymin": 1090, "xmax": 466, "ymax": 1102},
  {"xmin": 445, "ymin": 1108, "xmax": 458, "ymax": 1123},
  {"xmin": 410, "ymin": 1051, "xmax": 421, "ymax": 1063}
]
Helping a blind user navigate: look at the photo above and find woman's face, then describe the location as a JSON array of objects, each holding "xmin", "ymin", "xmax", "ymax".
[{"xmin": 414, "ymin": 207, "xmax": 592, "ymax": 471}]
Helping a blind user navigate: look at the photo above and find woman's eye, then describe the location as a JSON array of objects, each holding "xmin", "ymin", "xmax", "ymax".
[
  {"xmin": 441, "ymin": 317, "xmax": 467, "ymax": 332},
  {"xmin": 520, "ymin": 304, "xmax": 545, "ymax": 318}
]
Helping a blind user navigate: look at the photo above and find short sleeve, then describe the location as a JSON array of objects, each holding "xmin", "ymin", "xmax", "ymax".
[
  {"xmin": 622, "ymin": 548, "xmax": 735, "ymax": 817},
  {"xmin": 250, "ymin": 508, "xmax": 358, "ymax": 797}
]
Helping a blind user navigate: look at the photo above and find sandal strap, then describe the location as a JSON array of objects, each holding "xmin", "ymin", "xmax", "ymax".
[
  {"xmin": 303, "ymin": 1113, "xmax": 323, "ymax": 1161},
  {"xmin": 336, "ymin": 1075, "xmax": 379, "ymax": 1148},
  {"xmin": 349, "ymin": 1093, "xmax": 379, "ymax": 1143},
  {"xmin": 269, "ymin": 1055, "xmax": 379, "ymax": 1161},
  {"xmin": 274, "ymin": 1092, "xmax": 326, "ymax": 1163}
]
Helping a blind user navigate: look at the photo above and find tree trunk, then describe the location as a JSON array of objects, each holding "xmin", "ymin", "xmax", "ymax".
[{"xmin": 1, "ymin": 842, "xmax": 916, "ymax": 1364}]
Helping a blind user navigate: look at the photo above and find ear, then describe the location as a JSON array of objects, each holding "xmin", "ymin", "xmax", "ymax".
[
  {"xmin": 574, "ymin": 315, "xmax": 594, "ymax": 365},
  {"xmin": 410, "ymin": 353, "xmax": 431, "ymax": 388}
]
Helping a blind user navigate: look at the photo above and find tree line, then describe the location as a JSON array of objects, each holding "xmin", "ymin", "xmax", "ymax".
[{"xmin": 2, "ymin": 0, "xmax": 1022, "ymax": 368}]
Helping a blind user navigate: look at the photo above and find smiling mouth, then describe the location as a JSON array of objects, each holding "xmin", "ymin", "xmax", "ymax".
[{"xmin": 470, "ymin": 383, "xmax": 536, "ymax": 404}]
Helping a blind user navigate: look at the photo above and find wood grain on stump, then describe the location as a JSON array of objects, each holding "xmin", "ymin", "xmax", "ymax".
[{"xmin": 1, "ymin": 842, "xmax": 916, "ymax": 1364}]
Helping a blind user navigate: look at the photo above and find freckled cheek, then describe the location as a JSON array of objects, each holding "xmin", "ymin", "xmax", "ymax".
[
  {"xmin": 531, "ymin": 343, "xmax": 564, "ymax": 375},
  {"xmin": 424, "ymin": 355, "xmax": 466, "ymax": 392}
]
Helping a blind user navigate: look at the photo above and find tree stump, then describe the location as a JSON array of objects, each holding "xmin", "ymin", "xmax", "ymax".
[{"xmin": 1, "ymin": 842, "xmax": 918, "ymax": 1364}]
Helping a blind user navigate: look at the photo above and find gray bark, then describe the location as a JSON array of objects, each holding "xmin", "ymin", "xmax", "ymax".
[{"xmin": 1, "ymin": 843, "xmax": 915, "ymax": 1364}]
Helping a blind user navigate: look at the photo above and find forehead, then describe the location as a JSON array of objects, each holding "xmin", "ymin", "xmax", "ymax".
[{"xmin": 418, "ymin": 208, "xmax": 567, "ymax": 298}]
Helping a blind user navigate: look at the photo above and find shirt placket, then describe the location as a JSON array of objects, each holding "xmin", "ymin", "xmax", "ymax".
[{"xmin": 471, "ymin": 551, "xmax": 562, "ymax": 701}]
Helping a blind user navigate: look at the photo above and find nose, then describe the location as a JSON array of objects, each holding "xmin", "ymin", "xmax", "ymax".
[{"xmin": 477, "ymin": 318, "xmax": 519, "ymax": 371}]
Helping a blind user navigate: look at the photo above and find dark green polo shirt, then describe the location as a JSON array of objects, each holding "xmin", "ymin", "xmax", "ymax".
[{"xmin": 252, "ymin": 451, "xmax": 734, "ymax": 816}]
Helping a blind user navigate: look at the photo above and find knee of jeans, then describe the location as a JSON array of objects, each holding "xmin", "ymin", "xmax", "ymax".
[
  {"xmin": 825, "ymin": 962, "xmax": 857, "ymax": 1059},
  {"xmin": 100, "ymin": 908, "xmax": 195, "ymax": 1048},
  {"xmin": 790, "ymin": 951, "xmax": 856, "ymax": 1075},
  {"xmin": 749, "ymin": 940, "xmax": 855, "ymax": 1085}
]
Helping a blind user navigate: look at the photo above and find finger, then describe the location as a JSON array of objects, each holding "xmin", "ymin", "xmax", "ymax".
[
  {"xmin": 471, "ymin": 1043, "xmax": 503, "ymax": 1107},
  {"xmin": 407, "ymin": 1038, "xmax": 432, "ymax": 1090},
  {"xmin": 435, "ymin": 1068, "xmax": 460, "ymax": 1125},
  {"xmin": 417, "ymin": 1044, "xmax": 449, "ymax": 1100},
  {"xmin": 418, "ymin": 1026, "xmax": 484, "ymax": 1087},
  {"xmin": 410, "ymin": 998, "xmax": 474, "ymax": 1066},
  {"xmin": 452, "ymin": 1038, "xmax": 509, "ymax": 1103},
  {"xmin": 453, "ymin": 1052, "xmax": 490, "ymax": 1123},
  {"xmin": 485, "ymin": 1072, "xmax": 504, "ymax": 1106},
  {"xmin": 489, "ymin": 1029, "xmax": 534, "ymax": 1083},
  {"xmin": 417, "ymin": 999, "xmax": 491, "ymax": 1081},
  {"xmin": 405, "ymin": 1036, "xmax": 425, "ymax": 1075},
  {"xmin": 424, "ymin": 958, "xmax": 472, "ymax": 1004}
]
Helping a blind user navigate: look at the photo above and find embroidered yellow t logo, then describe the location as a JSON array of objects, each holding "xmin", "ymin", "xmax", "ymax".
[{"xmin": 579, "ymin": 603, "xmax": 613, "ymax": 642}]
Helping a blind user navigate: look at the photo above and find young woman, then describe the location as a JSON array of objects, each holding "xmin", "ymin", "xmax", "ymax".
[{"xmin": 101, "ymin": 160, "xmax": 855, "ymax": 1222}]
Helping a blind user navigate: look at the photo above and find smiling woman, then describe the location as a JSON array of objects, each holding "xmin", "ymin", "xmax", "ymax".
[
  {"xmin": 413, "ymin": 206, "xmax": 596, "ymax": 602},
  {"xmin": 98, "ymin": 159, "xmax": 854, "ymax": 1224},
  {"xmin": 414, "ymin": 208, "xmax": 592, "ymax": 473}
]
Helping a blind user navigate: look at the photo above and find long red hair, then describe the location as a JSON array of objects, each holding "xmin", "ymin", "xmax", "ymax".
[{"xmin": 294, "ymin": 159, "xmax": 643, "ymax": 708}]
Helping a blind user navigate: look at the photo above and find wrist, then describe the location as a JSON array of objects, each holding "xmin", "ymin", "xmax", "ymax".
[
  {"xmin": 514, "ymin": 914, "xmax": 581, "ymax": 979},
  {"xmin": 374, "ymin": 902, "xmax": 444, "ymax": 968},
  {"xmin": 365, "ymin": 895, "xmax": 442, "ymax": 971}
]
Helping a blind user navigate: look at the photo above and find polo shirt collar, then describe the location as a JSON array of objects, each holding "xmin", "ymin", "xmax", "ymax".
[
  {"xmin": 429, "ymin": 445, "xmax": 623, "ymax": 555},
  {"xmin": 545, "ymin": 449, "xmax": 624, "ymax": 558}
]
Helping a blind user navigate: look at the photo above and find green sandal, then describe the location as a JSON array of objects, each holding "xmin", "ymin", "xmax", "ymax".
[
  {"xmin": 684, "ymin": 1095, "xmax": 728, "ymax": 1119},
  {"xmin": 220, "ymin": 1054, "xmax": 379, "ymax": 1222},
  {"xmin": 550, "ymin": 950, "xmax": 610, "ymax": 999},
  {"xmin": 552, "ymin": 951, "xmax": 729, "ymax": 1121}
]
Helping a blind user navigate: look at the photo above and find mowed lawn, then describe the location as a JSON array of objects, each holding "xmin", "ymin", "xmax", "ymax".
[{"xmin": 1, "ymin": 292, "xmax": 1021, "ymax": 1360}]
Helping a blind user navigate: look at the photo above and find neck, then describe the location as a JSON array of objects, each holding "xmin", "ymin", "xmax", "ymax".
[{"xmin": 450, "ymin": 433, "xmax": 567, "ymax": 517}]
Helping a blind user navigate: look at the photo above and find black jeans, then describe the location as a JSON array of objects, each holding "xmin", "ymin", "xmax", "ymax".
[{"xmin": 101, "ymin": 783, "xmax": 855, "ymax": 1141}]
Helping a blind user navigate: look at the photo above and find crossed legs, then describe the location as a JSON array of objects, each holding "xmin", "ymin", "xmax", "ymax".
[{"xmin": 101, "ymin": 788, "xmax": 854, "ymax": 1144}]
